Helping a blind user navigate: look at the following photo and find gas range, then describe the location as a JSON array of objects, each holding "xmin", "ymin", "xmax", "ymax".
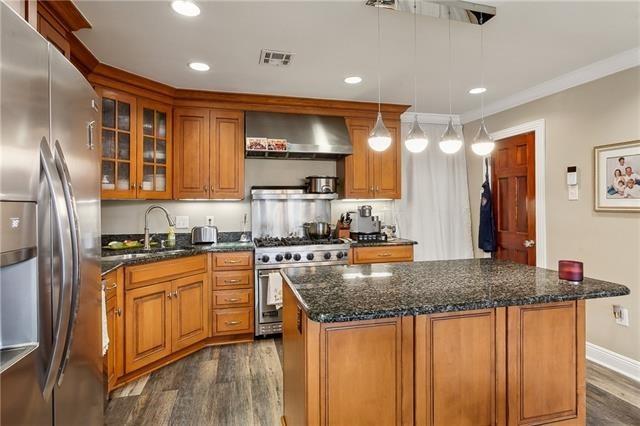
[{"xmin": 254, "ymin": 237, "xmax": 350, "ymax": 269}]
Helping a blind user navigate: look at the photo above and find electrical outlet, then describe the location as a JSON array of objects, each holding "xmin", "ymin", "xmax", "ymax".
[
  {"xmin": 205, "ymin": 215, "xmax": 215, "ymax": 226},
  {"xmin": 175, "ymin": 216, "xmax": 189, "ymax": 229},
  {"xmin": 612, "ymin": 305, "xmax": 629, "ymax": 327}
]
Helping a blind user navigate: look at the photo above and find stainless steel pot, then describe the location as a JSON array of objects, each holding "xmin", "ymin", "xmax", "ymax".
[
  {"xmin": 303, "ymin": 221, "xmax": 333, "ymax": 239},
  {"xmin": 306, "ymin": 176, "xmax": 338, "ymax": 194}
]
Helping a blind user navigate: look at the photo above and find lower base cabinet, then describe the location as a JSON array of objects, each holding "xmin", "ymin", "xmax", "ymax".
[
  {"xmin": 125, "ymin": 281, "xmax": 173, "ymax": 373},
  {"xmin": 283, "ymin": 285, "xmax": 585, "ymax": 426},
  {"xmin": 125, "ymin": 273, "xmax": 209, "ymax": 373}
]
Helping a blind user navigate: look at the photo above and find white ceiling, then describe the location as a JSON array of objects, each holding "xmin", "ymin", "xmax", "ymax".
[{"xmin": 75, "ymin": 1, "xmax": 640, "ymax": 115}]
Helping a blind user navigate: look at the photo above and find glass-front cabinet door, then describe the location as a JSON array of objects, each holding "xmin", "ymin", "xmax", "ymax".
[
  {"xmin": 137, "ymin": 100, "xmax": 172, "ymax": 199},
  {"xmin": 99, "ymin": 88, "xmax": 137, "ymax": 199}
]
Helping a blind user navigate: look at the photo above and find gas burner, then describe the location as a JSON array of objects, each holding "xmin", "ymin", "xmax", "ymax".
[{"xmin": 253, "ymin": 237, "xmax": 345, "ymax": 248}]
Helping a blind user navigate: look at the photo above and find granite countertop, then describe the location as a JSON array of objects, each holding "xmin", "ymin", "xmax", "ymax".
[
  {"xmin": 282, "ymin": 259, "xmax": 630, "ymax": 323},
  {"xmin": 348, "ymin": 238, "xmax": 417, "ymax": 247},
  {"xmin": 100, "ymin": 241, "xmax": 254, "ymax": 275}
]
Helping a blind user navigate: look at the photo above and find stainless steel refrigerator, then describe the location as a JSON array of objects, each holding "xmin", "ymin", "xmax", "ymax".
[{"xmin": 0, "ymin": 3, "xmax": 103, "ymax": 424}]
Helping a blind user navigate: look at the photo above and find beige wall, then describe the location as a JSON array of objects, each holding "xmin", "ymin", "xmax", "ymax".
[{"xmin": 464, "ymin": 67, "xmax": 640, "ymax": 361}]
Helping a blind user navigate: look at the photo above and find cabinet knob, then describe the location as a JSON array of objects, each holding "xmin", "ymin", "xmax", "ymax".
[
  {"xmin": 224, "ymin": 279, "xmax": 241, "ymax": 284},
  {"xmin": 225, "ymin": 298, "xmax": 241, "ymax": 303},
  {"xmin": 225, "ymin": 320, "xmax": 241, "ymax": 326},
  {"xmin": 203, "ymin": 185, "xmax": 207, "ymax": 191},
  {"xmin": 167, "ymin": 292, "xmax": 172, "ymax": 299},
  {"xmin": 116, "ymin": 308, "xmax": 122, "ymax": 316},
  {"xmin": 211, "ymin": 186, "xmax": 215, "ymax": 192},
  {"xmin": 130, "ymin": 184, "xmax": 135, "ymax": 190}
]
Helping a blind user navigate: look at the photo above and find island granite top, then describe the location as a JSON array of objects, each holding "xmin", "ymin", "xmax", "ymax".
[{"xmin": 281, "ymin": 259, "xmax": 630, "ymax": 323}]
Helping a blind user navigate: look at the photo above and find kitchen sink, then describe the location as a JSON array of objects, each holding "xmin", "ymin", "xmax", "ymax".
[{"xmin": 101, "ymin": 249, "xmax": 187, "ymax": 262}]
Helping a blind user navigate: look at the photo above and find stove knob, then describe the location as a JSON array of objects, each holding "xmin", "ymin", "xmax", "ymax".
[
  {"xmin": 261, "ymin": 255, "xmax": 270, "ymax": 263},
  {"xmin": 275, "ymin": 254, "xmax": 283, "ymax": 262},
  {"xmin": 306, "ymin": 253, "xmax": 314, "ymax": 261},
  {"xmin": 293, "ymin": 253, "xmax": 301, "ymax": 261},
  {"xmin": 336, "ymin": 251, "xmax": 344, "ymax": 259},
  {"xmin": 284, "ymin": 252, "xmax": 292, "ymax": 260},
  {"xmin": 343, "ymin": 251, "xmax": 349, "ymax": 258},
  {"xmin": 324, "ymin": 252, "xmax": 332, "ymax": 260}
]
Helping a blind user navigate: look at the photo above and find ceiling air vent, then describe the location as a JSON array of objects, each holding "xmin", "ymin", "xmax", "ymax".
[{"xmin": 259, "ymin": 49, "xmax": 294, "ymax": 66}]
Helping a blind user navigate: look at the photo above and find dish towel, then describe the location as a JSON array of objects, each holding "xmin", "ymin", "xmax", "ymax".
[
  {"xmin": 266, "ymin": 272, "xmax": 283, "ymax": 310},
  {"xmin": 101, "ymin": 282, "xmax": 109, "ymax": 356}
]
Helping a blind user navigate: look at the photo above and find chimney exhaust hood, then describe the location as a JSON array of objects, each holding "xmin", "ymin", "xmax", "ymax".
[{"xmin": 245, "ymin": 111, "xmax": 352, "ymax": 159}]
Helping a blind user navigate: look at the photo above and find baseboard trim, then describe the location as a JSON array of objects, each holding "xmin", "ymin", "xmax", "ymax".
[{"xmin": 586, "ymin": 341, "xmax": 640, "ymax": 382}]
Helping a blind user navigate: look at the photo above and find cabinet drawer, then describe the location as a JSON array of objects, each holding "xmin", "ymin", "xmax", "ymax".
[
  {"xmin": 211, "ymin": 252, "xmax": 253, "ymax": 270},
  {"xmin": 212, "ymin": 270, "xmax": 253, "ymax": 290},
  {"xmin": 126, "ymin": 255, "xmax": 207, "ymax": 289},
  {"xmin": 351, "ymin": 245, "xmax": 414, "ymax": 264},
  {"xmin": 212, "ymin": 289, "xmax": 253, "ymax": 308},
  {"xmin": 212, "ymin": 308, "xmax": 254, "ymax": 335}
]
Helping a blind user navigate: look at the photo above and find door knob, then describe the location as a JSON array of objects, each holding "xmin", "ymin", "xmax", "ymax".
[{"xmin": 523, "ymin": 240, "xmax": 536, "ymax": 248}]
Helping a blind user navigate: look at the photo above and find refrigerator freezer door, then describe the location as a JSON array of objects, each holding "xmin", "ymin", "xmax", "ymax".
[
  {"xmin": 0, "ymin": 3, "xmax": 49, "ymax": 202},
  {"xmin": 48, "ymin": 49, "xmax": 103, "ymax": 425}
]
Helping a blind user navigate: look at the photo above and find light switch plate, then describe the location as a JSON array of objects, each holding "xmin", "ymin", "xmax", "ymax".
[
  {"xmin": 175, "ymin": 216, "xmax": 189, "ymax": 229},
  {"xmin": 206, "ymin": 215, "xmax": 215, "ymax": 226},
  {"xmin": 568, "ymin": 186, "xmax": 579, "ymax": 201}
]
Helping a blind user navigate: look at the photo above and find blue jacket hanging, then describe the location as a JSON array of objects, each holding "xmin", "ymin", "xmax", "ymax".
[{"xmin": 479, "ymin": 157, "xmax": 497, "ymax": 253}]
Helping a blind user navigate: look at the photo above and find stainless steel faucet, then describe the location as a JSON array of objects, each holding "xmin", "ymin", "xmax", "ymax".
[{"xmin": 144, "ymin": 205, "xmax": 175, "ymax": 250}]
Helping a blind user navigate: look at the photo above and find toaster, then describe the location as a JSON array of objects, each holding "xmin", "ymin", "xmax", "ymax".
[{"xmin": 191, "ymin": 225, "xmax": 218, "ymax": 244}]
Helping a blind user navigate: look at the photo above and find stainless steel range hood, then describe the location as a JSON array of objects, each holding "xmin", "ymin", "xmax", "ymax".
[{"xmin": 245, "ymin": 111, "xmax": 352, "ymax": 159}]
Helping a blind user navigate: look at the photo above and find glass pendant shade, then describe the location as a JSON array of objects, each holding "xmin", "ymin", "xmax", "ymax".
[
  {"xmin": 471, "ymin": 120, "xmax": 495, "ymax": 156},
  {"xmin": 404, "ymin": 115, "xmax": 429, "ymax": 153},
  {"xmin": 439, "ymin": 118, "xmax": 463, "ymax": 154},
  {"xmin": 368, "ymin": 112, "xmax": 392, "ymax": 152}
]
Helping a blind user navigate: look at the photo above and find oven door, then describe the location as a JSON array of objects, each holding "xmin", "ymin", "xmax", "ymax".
[{"xmin": 255, "ymin": 270, "xmax": 284, "ymax": 336}]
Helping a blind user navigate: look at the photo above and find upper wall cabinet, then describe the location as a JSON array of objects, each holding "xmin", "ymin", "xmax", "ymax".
[
  {"xmin": 174, "ymin": 108, "xmax": 245, "ymax": 200},
  {"xmin": 98, "ymin": 88, "xmax": 172, "ymax": 199},
  {"xmin": 338, "ymin": 117, "xmax": 401, "ymax": 199}
]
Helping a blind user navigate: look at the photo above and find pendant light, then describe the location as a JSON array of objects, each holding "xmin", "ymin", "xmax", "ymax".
[
  {"xmin": 471, "ymin": 13, "xmax": 495, "ymax": 156},
  {"xmin": 368, "ymin": 0, "xmax": 392, "ymax": 152},
  {"xmin": 404, "ymin": 0, "xmax": 429, "ymax": 154},
  {"xmin": 439, "ymin": 16, "xmax": 463, "ymax": 155}
]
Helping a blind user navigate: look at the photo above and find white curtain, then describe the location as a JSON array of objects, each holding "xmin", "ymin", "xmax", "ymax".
[{"xmin": 394, "ymin": 121, "xmax": 474, "ymax": 261}]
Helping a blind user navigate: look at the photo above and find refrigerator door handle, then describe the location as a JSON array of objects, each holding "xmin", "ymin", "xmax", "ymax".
[
  {"xmin": 52, "ymin": 140, "xmax": 82, "ymax": 386},
  {"xmin": 39, "ymin": 138, "xmax": 74, "ymax": 399}
]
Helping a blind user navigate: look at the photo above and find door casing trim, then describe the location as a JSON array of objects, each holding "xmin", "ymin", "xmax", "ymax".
[{"xmin": 482, "ymin": 119, "xmax": 547, "ymax": 268}]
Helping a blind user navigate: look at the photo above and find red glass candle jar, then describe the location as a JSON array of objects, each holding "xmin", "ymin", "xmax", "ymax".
[{"xmin": 558, "ymin": 260, "xmax": 583, "ymax": 282}]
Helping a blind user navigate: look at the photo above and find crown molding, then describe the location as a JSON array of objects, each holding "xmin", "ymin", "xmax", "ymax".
[
  {"xmin": 401, "ymin": 112, "xmax": 461, "ymax": 125},
  {"xmin": 460, "ymin": 47, "xmax": 640, "ymax": 124}
]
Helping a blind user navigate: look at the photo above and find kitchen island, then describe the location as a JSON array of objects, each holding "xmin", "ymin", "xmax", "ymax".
[{"xmin": 281, "ymin": 259, "xmax": 629, "ymax": 426}]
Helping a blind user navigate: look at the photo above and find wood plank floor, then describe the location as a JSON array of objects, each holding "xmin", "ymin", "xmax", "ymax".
[{"xmin": 106, "ymin": 339, "xmax": 640, "ymax": 425}]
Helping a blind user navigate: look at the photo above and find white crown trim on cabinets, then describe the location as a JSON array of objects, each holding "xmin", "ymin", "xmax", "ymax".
[{"xmin": 461, "ymin": 47, "xmax": 640, "ymax": 124}]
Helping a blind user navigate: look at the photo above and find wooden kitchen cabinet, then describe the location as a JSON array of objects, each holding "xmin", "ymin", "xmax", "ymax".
[
  {"xmin": 350, "ymin": 245, "xmax": 414, "ymax": 264},
  {"xmin": 99, "ymin": 88, "xmax": 172, "ymax": 199},
  {"xmin": 506, "ymin": 301, "xmax": 585, "ymax": 425},
  {"xmin": 173, "ymin": 108, "xmax": 210, "ymax": 199},
  {"xmin": 171, "ymin": 273, "xmax": 209, "ymax": 351},
  {"xmin": 125, "ymin": 280, "xmax": 172, "ymax": 373},
  {"xmin": 173, "ymin": 108, "xmax": 245, "ymax": 200},
  {"xmin": 136, "ymin": 99, "xmax": 172, "ymax": 199},
  {"xmin": 210, "ymin": 109, "xmax": 244, "ymax": 199},
  {"xmin": 338, "ymin": 117, "xmax": 401, "ymax": 199},
  {"xmin": 104, "ymin": 267, "xmax": 124, "ymax": 391},
  {"xmin": 414, "ymin": 308, "xmax": 506, "ymax": 426},
  {"xmin": 99, "ymin": 88, "xmax": 138, "ymax": 199},
  {"xmin": 124, "ymin": 260, "xmax": 210, "ymax": 372}
]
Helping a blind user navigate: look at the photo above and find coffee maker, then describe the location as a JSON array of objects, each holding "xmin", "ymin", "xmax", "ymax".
[{"xmin": 347, "ymin": 205, "xmax": 387, "ymax": 242}]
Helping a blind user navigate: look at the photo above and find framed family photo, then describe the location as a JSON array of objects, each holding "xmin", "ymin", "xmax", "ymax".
[{"xmin": 594, "ymin": 140, "xmax": 640, "ymax": 212}]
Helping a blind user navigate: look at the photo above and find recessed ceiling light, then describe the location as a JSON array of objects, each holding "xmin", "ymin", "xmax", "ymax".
[
  {"xmin": 469, "ymin": 87, "xmax": 487, "ymax": 94},
  {"xmin": 171, "ymin": 0, "xmax": 200, "ymax": 17},
  {"xmin": 188, "ymin": 62, "xmax": 210, "ymax": 72},
  {"xmin": 344, "ymin": 76, "xmax": 363, "ymax": 84}
]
